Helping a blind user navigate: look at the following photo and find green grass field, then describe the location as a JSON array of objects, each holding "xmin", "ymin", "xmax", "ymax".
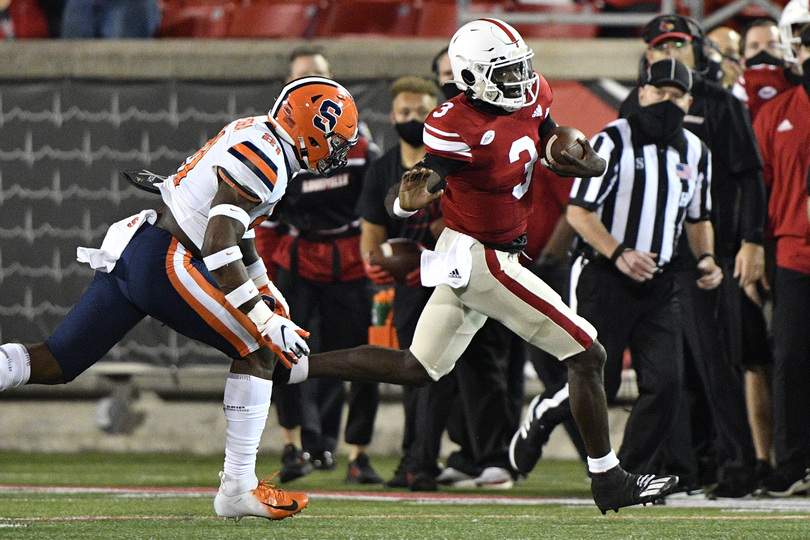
[{"xmin": 1, "ymin": 452, "xmax": 809, "ymax": 539}]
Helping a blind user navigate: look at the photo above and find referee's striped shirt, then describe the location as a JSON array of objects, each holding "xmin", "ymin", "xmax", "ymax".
[{"xmin": 569, "ymin": 119, "xmax": 712, "ymax": 265}]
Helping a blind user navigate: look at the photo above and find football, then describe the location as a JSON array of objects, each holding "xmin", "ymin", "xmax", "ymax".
[
  {"xmin": 368, "ymin": 239, "xmax": 424, "ymax": 283},
  {"xmin": 541, "ymin": 125, "xmax": 586, "ymax": 166}
]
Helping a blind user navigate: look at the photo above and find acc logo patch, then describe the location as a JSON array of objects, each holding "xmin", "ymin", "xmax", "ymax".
[{"xmin": 480, "ymin": 130, "xmax": 495, "ymax": 146}]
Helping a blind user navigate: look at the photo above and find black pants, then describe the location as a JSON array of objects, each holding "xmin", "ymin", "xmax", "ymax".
[
  {"xmin": 772, "ymin": 266, "xmax": 810, "ymax": 471},
  {"xmin": 395, "ymin": 290, "xmax": 519, "ymax": 476},
  {"xmin": 272, "ymin": 267, "xmax": 378, "ymax": 452},
  {"xmin": 575, "ymin": 261, "xmax": 682, "ymax": 474},
  {"xmin": 442, "ymin": 319, "xmax": 521, "ymax": 475},
  {"xmin": 669, "ymin": 255, "xmax": 756, "ymax": 485},
  {"xmin": 522, "ymin": 257, "xmax": 587, "ymax": 462}
]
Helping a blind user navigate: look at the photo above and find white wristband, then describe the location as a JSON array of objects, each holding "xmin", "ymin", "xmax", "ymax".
[
  {"xmin": 247, "ymin": 300, "xmax": 274, "ymax": 327},
  {"xmin": 224, "ymin": 280, "xmax": 258, "ymax": 308},
  {"xmin": 203, "ymin": 246, "xmax": 243, "ymax": 270},
  {"xmin": 245, "ymin": 259, "xmax": 268, "ymax": 281},
  {"xmin": 393, "ymin": 197, "xmax": 418, "ymax": 218},
  {"xmin": 253, "ymin": 273, "xmax": 270, "ymax": 288},
  {"xmin": 209, "ymin": 204, "xmax": 250, "ymax": 231}
]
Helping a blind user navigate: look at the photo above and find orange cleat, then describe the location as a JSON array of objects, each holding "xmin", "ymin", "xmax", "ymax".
[{"xmin": 214, "ymin": 471, "xmax": 309, "ymax": 521}]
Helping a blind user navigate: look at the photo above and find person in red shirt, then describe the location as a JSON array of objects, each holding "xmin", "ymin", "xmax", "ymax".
[
  {"xmin": 752, "ymin": 24, "xmax": 810, "ymax": 496},
  {"xmin": 301, "ymin": 18, "xmax": 679, "ymax": 513},
  {"xmin": 733, "ymin": 19, "xmax": 797, "ymax": 121}
]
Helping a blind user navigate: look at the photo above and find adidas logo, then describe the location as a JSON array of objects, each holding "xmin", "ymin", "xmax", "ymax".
[
  {"xmin": 531, "ymin": 104, "xmax": 545, "ymax": 118},
  {"xmin": 639, "ymin": 477, "xmax": 672, "ymax": 497},
  {"xmin": 448, "ymin": 268, "xmax": 461, "ymax": 279},
  {"xmin": 777, "ymin": 119, "xmax": 793, "ymax": 132}
]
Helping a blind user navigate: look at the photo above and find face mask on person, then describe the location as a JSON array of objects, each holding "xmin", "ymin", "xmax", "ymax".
[
  {"xmin": 441, "ymin": 82, "xmax": 463, "ymax": 101},
  {"xmin": 637, "ymin": 100, "xmax": 687, "ymax": 142},
  {"xmin": 745, "ymin": 50, "xmax": 784, "ymax": 68},
  {"xmin": 395, "ymin": 119, "xmax": 425, "ymax": 147},
  {"xmin": 704, "ymin": 58, "xmax": 724, "ymax": 82}
]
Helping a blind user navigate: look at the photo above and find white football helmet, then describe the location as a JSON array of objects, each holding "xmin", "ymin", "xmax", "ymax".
[
  {"xmin": 448, "ymin": 18, "xmax": 539, "ymax": 112},
  {"xmin": 779, "ymin": 0, "xmax": 810, "ymax": 64}
]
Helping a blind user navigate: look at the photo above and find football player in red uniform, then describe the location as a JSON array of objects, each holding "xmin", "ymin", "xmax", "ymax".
[{"xmin": 303, "ymin": 18, "xmax": 679, "ymax": 513}]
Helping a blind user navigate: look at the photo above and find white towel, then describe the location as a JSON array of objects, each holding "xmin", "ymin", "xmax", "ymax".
[
  {"xmin": 420, "ymin": 232, "xmax": 476, "ymax": 289},
  {"xmin": 76, "ymin": 209, "xmax": 157, "ymax": 272}
]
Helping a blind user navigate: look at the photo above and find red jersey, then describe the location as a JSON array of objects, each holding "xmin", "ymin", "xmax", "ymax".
[
  {"xmin": 423, "ymin": 76, "xmax": 554, "ymax": 245},
  {"xmin": 753, "ymin": 86, "xmax": 810, "ymax": 274},
  {"xmin": 523, "ymin": 167, "xmax": 573, "ymax": 262},
  {"xmin": 732, "ymin": 65, "xmax": 795, "ymax": 121}
]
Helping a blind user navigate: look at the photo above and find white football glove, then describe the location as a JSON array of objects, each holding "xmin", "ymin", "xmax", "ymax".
[{"xmin": 247, "ymin": 302, "xmax": 310, "ymax": 368}]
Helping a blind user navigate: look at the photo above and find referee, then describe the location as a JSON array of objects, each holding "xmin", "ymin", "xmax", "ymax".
[{"xmin": 568, "ymin": 59, "xmax": 722, "ymax": 479}]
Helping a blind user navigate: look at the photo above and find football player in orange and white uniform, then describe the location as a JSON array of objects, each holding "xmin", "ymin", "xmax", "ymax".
[
  {"xmin": 302, "ymin": 19, "xmax": 679, "ymax": 514},
  {"xmin": 0, "ymin": 76, "xmax": 358, "ymax": 521}
]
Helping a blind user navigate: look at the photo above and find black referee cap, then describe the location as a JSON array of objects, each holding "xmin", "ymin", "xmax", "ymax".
[{"xmin": 645, "ymin": 59, "xmax": 693, "ymax": 93}]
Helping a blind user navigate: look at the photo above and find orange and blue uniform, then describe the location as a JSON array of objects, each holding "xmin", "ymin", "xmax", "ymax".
[{"xmin": 47, "ymin": 115, "xmax": 300, "ymax": 381}]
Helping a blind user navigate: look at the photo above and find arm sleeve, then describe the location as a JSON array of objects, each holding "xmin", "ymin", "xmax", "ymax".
[
  {"xmin": 686, "ymin": 143, "xmax": 713, "ymax": 223},
  {"xmin": 538, "ymin": 115, "xmax": 558, "ymax": 140},
  {"xmin": 419, "ymin": 153, "xmax": 466, "ymax": 179},
  {"xmin": 737, "ymin": 169, "xmax": 767, "ymax": 244},
  {"xmin": 715, "ymin": 88, "xmax": 767, "ymax": 244},
  {"xmin": 417, "ymin": 153, "xmax": 467, "ymax": 193}
]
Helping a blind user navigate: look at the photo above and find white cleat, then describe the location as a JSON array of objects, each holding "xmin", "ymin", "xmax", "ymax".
[{"xmin": 213, "ymin": 471, "xmax": 309, "ymax": 521}]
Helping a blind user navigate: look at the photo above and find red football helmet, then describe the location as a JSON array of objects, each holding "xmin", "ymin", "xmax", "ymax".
[{"xmin": 269, "ymin": 76, "xmax": 359, "ymax": 177}]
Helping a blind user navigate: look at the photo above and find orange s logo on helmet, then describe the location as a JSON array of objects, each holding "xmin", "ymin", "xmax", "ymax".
[{"xmin": 269, "ymin": 77, "xmax": 359, "ymax": 177}]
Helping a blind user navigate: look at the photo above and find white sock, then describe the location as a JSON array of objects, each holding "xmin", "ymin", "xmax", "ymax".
[
  {"xmin": 288, "ymin": 355, "xmax": 309, "ymax": 384},
  {"xmin": 588, "ymin": 450, "xmax": 620, "ymax": 474},
  {"xmin": 222, "ymin": 374, "xmax": 272, "ymax": 495},
  {"xmin": 0, "ymin": 344, "xmax": 31, "ymax": 392}
]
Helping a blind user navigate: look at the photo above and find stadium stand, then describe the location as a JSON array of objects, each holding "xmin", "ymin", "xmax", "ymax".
[
  {"xmin": 157, "ymin": 0, "xmax": 235, "ymax": 38},
  {"xmin": 313, "ymin": 0, "xmax": 419, "ymax": 37},
  {"xmin": 225, "ymin": 1, "xmax": 322, "ymax": 38}
]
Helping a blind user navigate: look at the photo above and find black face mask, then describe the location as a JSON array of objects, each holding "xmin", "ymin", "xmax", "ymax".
[
  {"xmin": 745, "ymin": 50, "xmax": 784, "ymax": 68},
  {"xmin": 635, "ymin": 100, "xmax": 687, "ymax": 144},
  {"xmin": 441, "ymin": 82, "xmax": 463, "ymax": 101},
  {"xmin": 395, "ymin": 119, "xmax": 425, "ymax": 147},
  {"xmin": 802, "ymin": 58, "xmax": 810, "ymax": 99},
  {"xmin": 704, "ymin": 59, "xmax": 724, "ymax": 82}
]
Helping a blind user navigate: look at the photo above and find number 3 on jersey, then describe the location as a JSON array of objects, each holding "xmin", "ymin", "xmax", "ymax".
[{"xmin": 509, "ymin": 136, "xmax": 537, "ymax": 200}]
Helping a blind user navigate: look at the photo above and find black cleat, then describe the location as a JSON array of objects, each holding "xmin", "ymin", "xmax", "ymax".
[
  {"xmin": 409, "ymin": 471, "xmax": 438, "ymax": 492},
  {"xmin": 591, "ymin": 466, "xmax": 679, "ymax": 514},
  {"xmin": 509, "ymin": 388, "xmax": 571, "ymax": 476},
  {"xmin": 763, "ymin": 467, "xmax": 810, "ymax": 497},
  {"xmin": 345, "ymin": 453, "xmax": 384, "ymax": 485},
  {"xmin": 279, "ymin": 443, "xmax": 313, "ymax": 483},
  {"xmin": 385, "ymin": 457, "xmax": 415, "ymax": 488}
]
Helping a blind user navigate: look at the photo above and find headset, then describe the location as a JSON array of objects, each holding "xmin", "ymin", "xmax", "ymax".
[{"xmin": 639, "ymin": 14, "xmax": 713, "ymax": 80}]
